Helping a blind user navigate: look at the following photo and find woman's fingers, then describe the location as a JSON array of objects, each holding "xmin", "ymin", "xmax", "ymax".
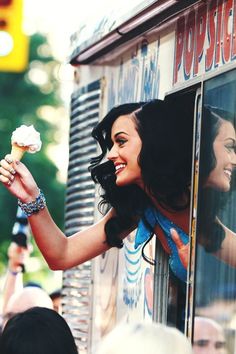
[
  {"xmin": 0, "ymin": 156, "xmax": 16, "ymax": 185},
  {"xmin": 1, "ymin": 156, "xmax": 26, "ymax": 179},
  {"xmin": 0, "ymin": 173, "xmax": 12, "ymax": 186},
  {"xmin": 171, "ymin": 228, "xmax": 189, "ymax": 269},
  {"xmin": 0, "ymin": 155, "xmax": 39, "ymax": 200},
  {"xmin": 1, "ymin": 158, "xmax": 11, "ymax": 169},
  {"xmin": 0, "ymin": 165, "xmax": 16, "ymax": 177},
  {"xmin": 170, "ymin": 228, "xmax": 184, "ymax": 248},
  {"xmin": 0, "ymin": 171, "xmax": 14, "ymax": 186},
  {"xmin": 0, "ymin": 155, "xmax": 16, "ymax": 172},
  {"xmin": 5, "ymin": 154, "xmax": 13, "ymax": 164}
]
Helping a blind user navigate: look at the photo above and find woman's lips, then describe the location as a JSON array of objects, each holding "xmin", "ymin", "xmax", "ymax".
[
  {"xmin": 115, "ymin": 163, "xmax": 126, "ymax": 175},
  {"xmin": 224, "ymin": 168, "xmax": 232, "ymax": 181}
]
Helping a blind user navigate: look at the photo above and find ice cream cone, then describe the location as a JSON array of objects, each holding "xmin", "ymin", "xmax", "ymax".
[
  {"xmin": 11, "ymin": 125, "xmax": 42, "ymax": 160},
  {"xmin": 11, "ymin": 144, "xmax": 28, "ymax": 161}
]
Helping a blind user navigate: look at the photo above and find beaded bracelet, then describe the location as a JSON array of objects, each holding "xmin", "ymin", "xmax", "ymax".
[
  {"xmin": 8, "ymin": 269, "xmax": 21, "ymax": 276},
  {"xmin": 18, "ymin": 189, "xmax": 46, "ymax": 217}
]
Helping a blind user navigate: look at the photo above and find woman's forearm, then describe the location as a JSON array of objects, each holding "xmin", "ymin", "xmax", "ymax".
[
  {"xmin": 28, "ymin": 207, "xmax": 69, "ymax": 270},
  {"xmin": 28, "ymin": 207, "xmax": 115, "ymax": 270}
]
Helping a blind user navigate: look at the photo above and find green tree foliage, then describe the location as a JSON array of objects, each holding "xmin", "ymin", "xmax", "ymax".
[{"xmin": 0, "ymin": 33, "xmax": 66, "ymax": 272}]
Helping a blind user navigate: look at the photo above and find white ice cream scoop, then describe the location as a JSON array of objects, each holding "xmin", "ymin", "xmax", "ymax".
[{"xmin": 11, "ymin": 125, "xmax": 42, "ymax": 160}]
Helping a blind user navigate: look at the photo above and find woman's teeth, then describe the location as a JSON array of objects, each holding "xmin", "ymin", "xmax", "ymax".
[
  {"xmin": 115, "ymin": 164, "xmax": 126, "ymax": 172},
  {"xmin": 224, "ymin": 169, "xmax": 232, "ymax": 180}
]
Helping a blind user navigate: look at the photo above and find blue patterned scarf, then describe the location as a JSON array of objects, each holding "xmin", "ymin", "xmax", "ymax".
[{"xmin": 135, "ymin": 207, "xmax": 189, "ymax": 282}]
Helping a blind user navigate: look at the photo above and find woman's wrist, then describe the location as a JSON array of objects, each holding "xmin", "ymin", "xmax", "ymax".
[
  {"xmin": 8, "ymin": 259, "xmax": 23, "ymax": 274},
  {"xmin": 20, "ymin": 187, "xmax": 41, "ymax": 203},
  {"xmin": 8, "ymin": 267, "xmax": 22, "ymax": 275},
  {"xmin": 18, "ymin": 189, "xmax": 46, "ymax": 217}
]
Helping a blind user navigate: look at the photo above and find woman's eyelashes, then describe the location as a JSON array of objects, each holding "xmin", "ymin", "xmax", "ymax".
[
  {"xmin": 116, "ymin": 137, "xmax": 127, "ymax": 146},
  {"xmin": 225, "ymin": 143, "xmax": 236, "ymax": 153}
]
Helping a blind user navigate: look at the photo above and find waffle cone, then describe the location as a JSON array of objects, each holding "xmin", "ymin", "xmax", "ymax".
[{"xmin": 11, "ymin": 144, "xmax": 28, "ymax": 161}]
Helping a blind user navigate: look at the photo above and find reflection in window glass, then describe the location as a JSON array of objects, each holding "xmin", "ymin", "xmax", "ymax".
[{"xmin": 194, "ymin": 69, "xmax": 236, "ymax": 354}]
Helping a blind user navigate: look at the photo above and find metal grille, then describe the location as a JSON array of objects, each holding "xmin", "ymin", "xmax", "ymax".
[{"xmin": 62, "ymin": 80, "xmax": 101, "ymax": 354}]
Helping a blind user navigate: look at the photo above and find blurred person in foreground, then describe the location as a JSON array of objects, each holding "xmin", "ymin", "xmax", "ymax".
[
  {"xmin": 2, "ymin": 285, "xmax": 53, "ymax": 328},
  {"xmin": 0, "ymin": 306, "xmax": 78, "ymax": 354},
  {"xmin": 2, "ymin": 206, "xmax": 32, "ymax": 316},
  {"xmin": 2, "ymin": 207, "xmax": 62, "ymax": 327},
  {"xmin": 95, "ymin": 322, "xmax": 193, "ymax": 354},
  {"xmin": 2, "ymin": 242, "xmax": 31, "ymax": 316},
  {"xmin": 193, "ymin": 317, "xmax": 228, "ymax": 354},
  {"xmin": 3, "ymin": 241, "xmax": 62, "ymax": 316},
  {"xmin": 2, "ymin": 242, "xmax": 53, "ymax": 328}
]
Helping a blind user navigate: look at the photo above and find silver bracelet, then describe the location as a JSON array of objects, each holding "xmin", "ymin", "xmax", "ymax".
[{"xmin": 18, "ymin": 189, "xmax": 46, "ymax": 217}]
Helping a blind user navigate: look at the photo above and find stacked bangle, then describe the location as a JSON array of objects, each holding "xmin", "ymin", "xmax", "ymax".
[{"xmin": 18, "ymin": 189, "xmax": 46, "ymax": 217}]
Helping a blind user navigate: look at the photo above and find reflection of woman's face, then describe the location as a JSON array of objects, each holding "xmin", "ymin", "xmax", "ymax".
[
  {"xmin": 205, "ymin": 120, "xmax": 236, "ymax": 192},
  {"xmin": 107, "ymin": 114, "xmax": 143, "ymax": 188}
]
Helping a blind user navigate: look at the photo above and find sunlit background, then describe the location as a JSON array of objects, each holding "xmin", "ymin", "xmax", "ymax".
[
  {"xmin": 0, "ymin": 0, "xmax": 116, "ymax": 299},
  {"xmin": 22, "ymin": 0, "xmax": 123, "ymax": 182},
  {"xmin": 23, "ymin": 0, "xmax": 84, "ymax": 183},
  {"xmin": 0, "ymin": 0, "xmax": 141, "ymax": 309}
]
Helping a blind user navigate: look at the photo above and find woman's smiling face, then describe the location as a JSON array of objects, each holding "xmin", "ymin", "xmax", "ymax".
[
  {"xmin": 107, "ymin": 114, "xmax": 144, "ymax": 188},
  {"xmin": 205, "ymin": 119, "xmax": 236, "ymax": 192}
]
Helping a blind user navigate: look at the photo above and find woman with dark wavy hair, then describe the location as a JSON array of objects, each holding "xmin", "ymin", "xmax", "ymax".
[
  {"xmin": 197, "ymin": 105, "xmax": 236, "ymax": 261},
  {"xmin": 0, "ymin": 94, "xmax": 195, "ymax": 282}
]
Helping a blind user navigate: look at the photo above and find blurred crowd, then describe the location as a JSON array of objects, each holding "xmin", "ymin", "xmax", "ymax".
[{"xmin": 0, "ymin": 209, "xmax": 230, "ymax": 354}]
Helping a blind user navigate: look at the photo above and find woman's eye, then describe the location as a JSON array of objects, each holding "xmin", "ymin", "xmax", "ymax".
[
  {"xmin": 225, "ymin": 144, "xmax": 235, "ymax": 152},
  {"xmin": 116, "ymin": 138, "xmax": 127, "ymax": 146}
]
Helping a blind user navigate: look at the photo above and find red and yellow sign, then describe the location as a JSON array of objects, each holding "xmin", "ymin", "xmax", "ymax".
[{"xmin": 0, "ymin": 0, "xmax": 29, "ymax": 72}]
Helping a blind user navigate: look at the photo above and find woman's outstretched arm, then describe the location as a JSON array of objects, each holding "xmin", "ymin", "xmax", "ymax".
[
  {"xmin": 28, "ymin": 207, "xmax": 115, "ymax": 270},
  {"xmin": 0, "ymin": 157, "xmax": 129, "ymax": 270}
]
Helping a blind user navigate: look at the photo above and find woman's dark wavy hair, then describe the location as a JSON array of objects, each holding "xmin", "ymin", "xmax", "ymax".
[
  {"xmin": 0, "ymin": 307, "xmax": 78, "ymax": 354},
  {"xmin": 198, "ymin": 105, "xmax": 236, "ymax": 252},
  {"xmin": 89, "ymin": 94, "xmax": 195, "ymax": 248}
]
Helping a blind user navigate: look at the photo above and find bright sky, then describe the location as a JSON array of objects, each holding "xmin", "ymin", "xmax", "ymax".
[
  {"xmin": 23, "ymin": 0, "xmax": 119, "ymax": 61},
  {"xmin": 24, "ymin": 0, "xmax": 80, "ymax": 60},
  {"xmin": 23, "ymin": 0, "xmax": 144, "ymax": 60},
  {"xmin": 22, "ymin": 0, "xmax": 143, "ymax": 182},
  {"xmin": 23, "ymin": 0, "xmax": 91, "ymax": 181},
  {"xmin": 23, "ymin": 0, "xmax": 116, "ymax": 105},
  {"xmin": 23, "ymin": 0, "xmax": 84, "ymax": 181}
]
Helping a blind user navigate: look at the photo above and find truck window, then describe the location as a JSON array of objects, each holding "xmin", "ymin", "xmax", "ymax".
[{"xmin": 194, "ymin": 69, "xmax": 236, "ymax": 354}]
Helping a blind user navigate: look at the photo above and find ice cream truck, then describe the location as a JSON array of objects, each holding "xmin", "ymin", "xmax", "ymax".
[{"xmin": 62, "ymin": 1, "xmax": 236, "ymax": 353}]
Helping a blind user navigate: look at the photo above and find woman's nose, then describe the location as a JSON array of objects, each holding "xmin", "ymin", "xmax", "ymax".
[{"xmin": 107, "ymin": 145, "xmax": 118, "ymax": 160}]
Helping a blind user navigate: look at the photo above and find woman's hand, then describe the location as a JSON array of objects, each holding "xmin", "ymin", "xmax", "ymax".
[
  {"xmin": 0, "ymin": 155, "xmax": 39, "ymax": 202},
  {"xmin": 8, "ymin": 242, "xmax": 33, "ymax": 273},
  {"xmin": 171, "ymin": 228, "xmax": 189, "ymax": 269}
]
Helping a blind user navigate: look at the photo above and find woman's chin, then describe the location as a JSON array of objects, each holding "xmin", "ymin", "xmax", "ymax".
[
  {"xmin": 216, "ymin": 183, "xmax": 230, "ymax": 192},
  {"xmin": 115, "ymin": 175, "xmax": 132, "ymax": 187},
  {"xmin": 223, "ymin": 185, "xmax": 231, "ymax": 192},
  {"xmin": 115, "ymin": 179, "xmax": 126, "ymax": 187}
]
